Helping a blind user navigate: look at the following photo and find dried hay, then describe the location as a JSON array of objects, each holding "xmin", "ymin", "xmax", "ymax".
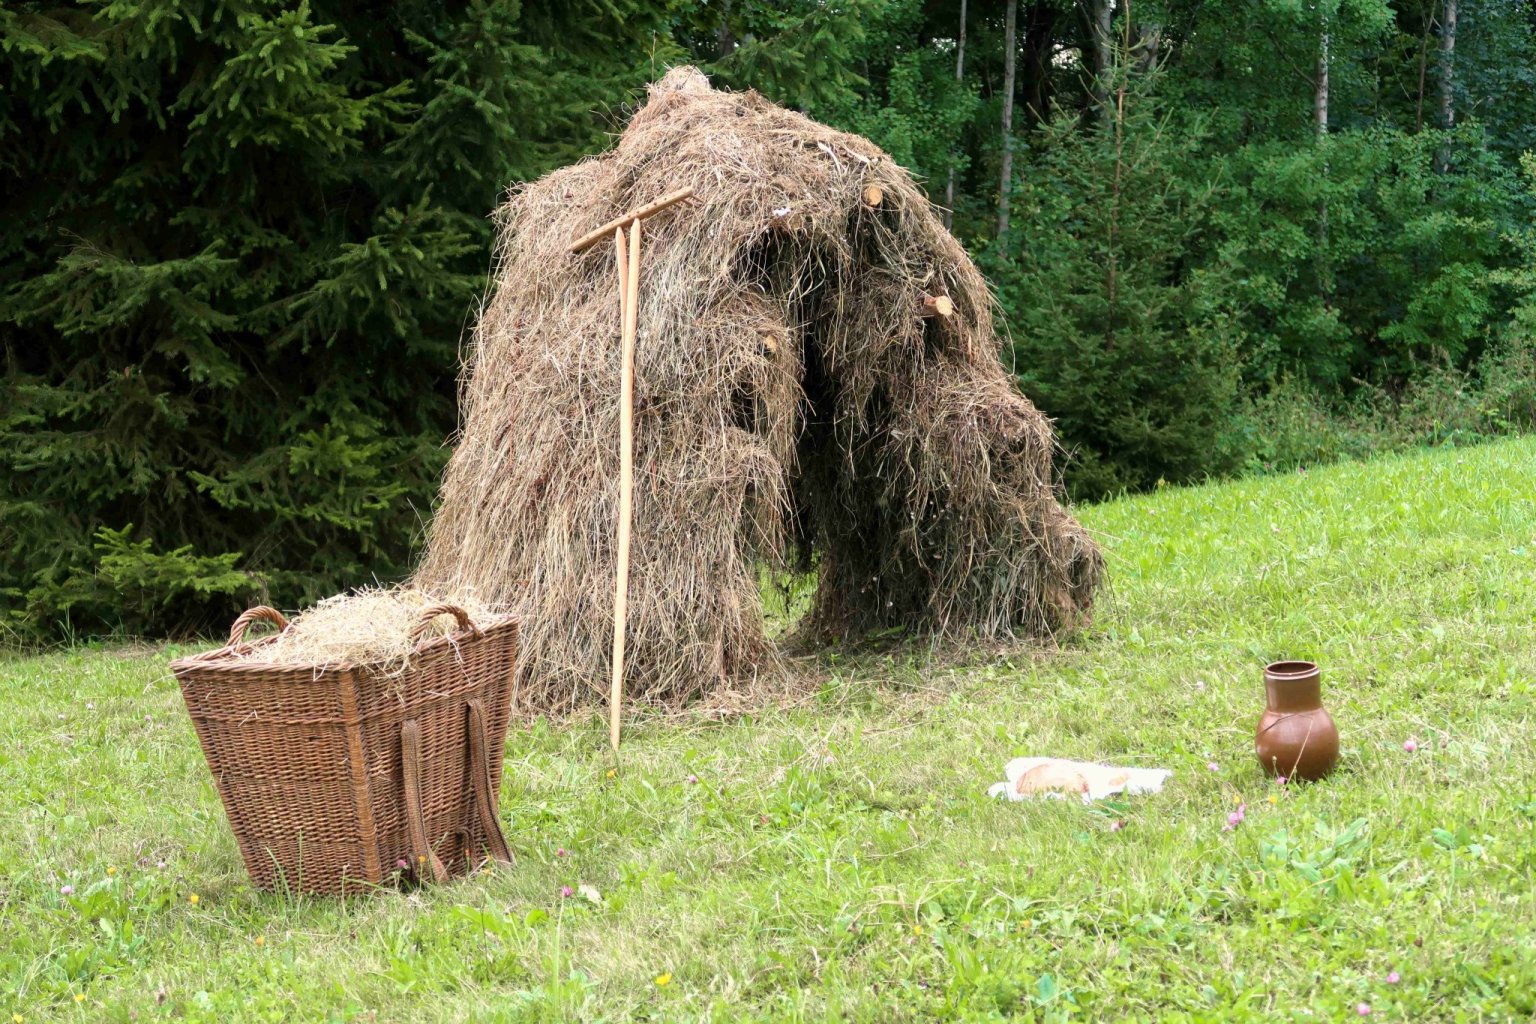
[
  {"xmin": 413, "ymin": 67, "xmax": 1104, "ymax": 714},
  {"xmin": 225, "ymin": 587, "xmax": 499, "ymax": 674}
]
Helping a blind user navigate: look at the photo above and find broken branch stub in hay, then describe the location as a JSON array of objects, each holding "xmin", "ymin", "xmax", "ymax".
[{"xmin": 919, "ymin": 294, "xmax": 955, "ymax": 317}]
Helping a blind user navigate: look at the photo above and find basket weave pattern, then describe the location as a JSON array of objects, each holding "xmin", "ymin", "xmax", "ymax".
[{"xmin": 171, "ymin": 605, "xmax": 517, "ymax": 895}]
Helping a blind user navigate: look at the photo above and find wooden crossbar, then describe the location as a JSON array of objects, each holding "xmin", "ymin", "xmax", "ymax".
[{"xmin": 570, "ymin": 187, "xmax": 696, "ymax": 254}]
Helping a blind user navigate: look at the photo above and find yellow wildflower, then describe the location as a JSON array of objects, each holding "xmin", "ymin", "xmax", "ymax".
[
  {"xmin": 254, "ymin": 935, "xmax": 265, "ymax": 947},
  {"xmin": 654, "ymin": 973, "xmax": 672, "ymax": 987},
  {"xmin": 913, "ymin": 924, "xmax": 923, "ymax": 935},
  {"xmin": 606, "ymin": 769, "xmax": 617, "ymax": 779},
  {"xmin": 106, "ymin": 866, "xmax": 117, "ymax": 877},
  {"xmin": 188, "ymin": 893, "xmax": 200, "ymax": 905},
  {"xmin": 73, "ymin": 994, "xmax": 85, "ymax": 1004},
  {"xmin": 1268, "ymin": 794, "xmax": 1279, "ymax": 805}
]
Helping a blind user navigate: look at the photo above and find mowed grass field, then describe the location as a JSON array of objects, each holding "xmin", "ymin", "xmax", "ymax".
[{"xmin": 3, "ymin": 438, "xmax": 1536, "ymax": 1022}]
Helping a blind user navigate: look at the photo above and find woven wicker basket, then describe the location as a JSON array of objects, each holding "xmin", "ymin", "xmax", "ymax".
[{"xmin": 171, "ymin": 603, "xmax": 517, "ymax": 895}]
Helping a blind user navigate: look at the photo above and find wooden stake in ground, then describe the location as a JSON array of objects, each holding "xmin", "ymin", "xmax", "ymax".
[{"xmin": 570, "ymin": 187, "xmax": 695, "ymax": 752}]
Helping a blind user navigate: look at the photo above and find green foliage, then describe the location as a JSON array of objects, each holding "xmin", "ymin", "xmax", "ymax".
[
  {"xmin": 0, "ymin": 0, "xmax": 670, "ymax": 636},
  {"xmin": 1244, "ymin": 151, "xmax": 1536, "ymax": 473},
  {"xmin": 1500, "ymin": 153, "xmax": 1536, "ymax": 359},
  {"xmin": 991, "ymin": 79, "xmax": 1248, "ymax": 499},
  {"xmin": 83, "ymin": 526, "xmax": 254, "ymax": 624},
  {"xmin": 1214, "ymin": 126, "xmax": 1516, "ymax": 387},
  {"xmin": 980, "ymin": 1, "xmax": 1532, "ymax": 495},
  {"xmin": 789, "ymin": 0, "xmax": 976, "ymax": 192},
  {"xmin": 5, "ymin": 0, "xmax": 1536, "ymax": 635},
  {"xmin": 1244, "ymin": 336, "xmax": 1536, "ymax": 474},
  {"xmin": 1159, "ymin": 0, "xmax": 1398, "ymax": 143},
  {"xmin": 675, "ymin": 0, "xmax": 877, "ymax": 110},
  {"xmin": 1447, "ymin": 0, "xmax": 1536, "ymax": 165}
]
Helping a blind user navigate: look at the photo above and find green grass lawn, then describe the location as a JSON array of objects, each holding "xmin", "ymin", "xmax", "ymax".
[{"xmin": 4, "ymin": 438, "xmax": 1536, "ymax": 1022}]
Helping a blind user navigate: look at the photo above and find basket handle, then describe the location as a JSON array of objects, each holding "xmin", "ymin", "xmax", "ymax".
[
  {"xmin": 409, "ymin": 603, "xmax": 481, "ymax": 646},
  {"xmin": 228, "ymin": 606, "xmax": 290, "ymax": 646},
  {"xmin": 401, "ymin": 719, "xmax": 449, "ymax": 885},
  {"xmin": 466, "ymin": 699, "xmax": 514, "ymax": 866}
]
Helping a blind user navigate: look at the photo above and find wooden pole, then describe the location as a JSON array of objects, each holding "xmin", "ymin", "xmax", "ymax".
[
  {"xmin": 610, "ymin": 219, "xmax": 641, "ymax": 751},
  {"xmin": 571, "ymin": 187, "xmax": 695, "ymax": 254},
  {"xmin": 574, "ymin": 188, "xmax": 694, "ymax": 752},
  {"xmin": 614, "ymin": 226, "xmax": 629, "ymax": 326}
]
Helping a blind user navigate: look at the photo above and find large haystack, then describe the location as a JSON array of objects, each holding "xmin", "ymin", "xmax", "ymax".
[{"xmin": 414, "ymin": 67, "xmax": 1103, "ymax": 711}]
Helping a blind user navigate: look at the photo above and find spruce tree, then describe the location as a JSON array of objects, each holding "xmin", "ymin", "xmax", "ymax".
[
  {"xmin": 1, "ymin": 0, "xmax": 672, "ymax": 635},
  {"xmin": 991, "ymin": 71, "xmax": 1247, "ymax": 499}
]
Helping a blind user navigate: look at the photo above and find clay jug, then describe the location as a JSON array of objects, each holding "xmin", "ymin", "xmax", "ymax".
[{"xmin": 1254, "ymin": 660, "xmax": 1339, "ymax": 781}]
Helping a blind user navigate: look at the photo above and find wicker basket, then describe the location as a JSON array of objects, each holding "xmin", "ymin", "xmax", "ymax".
[{"xmin": 170, "ymin": 603, "xmax": 518, "ymax": 895}]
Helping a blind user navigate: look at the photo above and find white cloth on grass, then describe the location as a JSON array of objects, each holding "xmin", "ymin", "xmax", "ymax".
[{"xmin": 987, "ymin": 757, "xmax": 1173, "ymax": 804}]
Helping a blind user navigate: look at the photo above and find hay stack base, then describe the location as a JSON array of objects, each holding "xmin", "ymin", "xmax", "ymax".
[{"xmin": 415, "ymin": 67, "xmax": 1104, "ymax": 714}]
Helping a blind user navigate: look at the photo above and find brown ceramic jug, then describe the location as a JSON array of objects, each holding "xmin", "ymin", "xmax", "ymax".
[{"xmin": 1254, "ymin": 660, "xmax": 1339, "ymax": 781}]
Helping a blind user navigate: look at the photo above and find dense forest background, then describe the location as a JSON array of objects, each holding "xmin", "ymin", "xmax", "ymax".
[{"xmin": 4, "ymin": 0, "xmax": 1536, "ymax": 637}]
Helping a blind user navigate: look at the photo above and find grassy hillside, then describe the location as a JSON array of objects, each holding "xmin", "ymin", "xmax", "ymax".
[{"xmin": 3, "ymin": 438, "xmax": 1535, "ymax": 1022}]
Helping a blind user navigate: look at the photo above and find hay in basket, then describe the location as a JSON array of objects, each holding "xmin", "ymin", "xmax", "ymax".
[{"xmin": 224, "ymin": 587, "xmax": 499, "ymax": 675}]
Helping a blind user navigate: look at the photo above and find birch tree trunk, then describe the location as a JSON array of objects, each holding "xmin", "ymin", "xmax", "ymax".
[
  {"xmin": 1315, "ymin": 27, "xmax": 1329, "ymax": 139},
  {"xmin": 1439, "ymin": 0, "xmax": 1457, "ymax": 129},
  {"xmin": 1089, "ymin": 0, "xmax": 1114, "ymax": 110},
  {"xmin": 716, "ymin": 0, "xmax": 734, "ymax": 58},
  {"xmin": 997, "ymin": 0, "xmax": 1017, "ymax": 238},
  {"xmin": 1135, "ymin": 22, "xmax": 1163, "ymax": 74},
  {"xmin": 1436, "ymin": 0, "xmax": 1457, "ymax": 172},
  {"xmin": 943, "ymin": 0, "xmax": 967, "ymax": 230},
  {"xmin": 1414, "ymin": 0, "xmax": 1435, "ymax": 132},
  {"xmin": 1316, "ymin": 9, "xmax": 1332, "ymax": 300}
]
